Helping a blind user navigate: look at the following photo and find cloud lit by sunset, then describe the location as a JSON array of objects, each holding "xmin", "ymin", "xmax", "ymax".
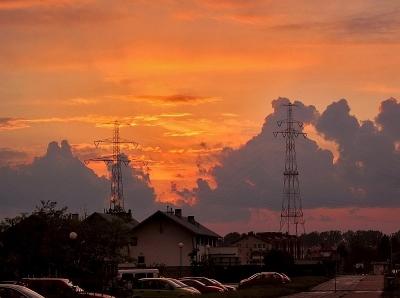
[{"xmin": 1, "ymin": 0, "xmax": 400, "ymax": 235}]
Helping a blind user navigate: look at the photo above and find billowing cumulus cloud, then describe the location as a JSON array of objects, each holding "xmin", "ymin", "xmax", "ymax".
[
  {"xmin": 0, "ymin": 140, "xmax": 156, "ymax": 220},
  {"xmin": 172, "ymin": 97, "xmax": 400, "ymax": 222}
]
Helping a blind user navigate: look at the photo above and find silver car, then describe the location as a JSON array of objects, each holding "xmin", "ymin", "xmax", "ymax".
[{"xmin": 0, "ymin": 284, "xmax": 45, "ymax": 298}]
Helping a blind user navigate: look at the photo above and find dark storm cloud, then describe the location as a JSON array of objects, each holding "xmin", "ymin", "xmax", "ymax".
[
  {"xmin": 0, "ymin": 140, "xmax": 156, "ymax": 220},
  {"xmin": 173, "ymin": 97, "xmax": 400, "ymax": 222}
]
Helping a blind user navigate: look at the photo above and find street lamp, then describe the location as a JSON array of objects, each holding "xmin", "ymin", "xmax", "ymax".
[
  {"xmin": 178, "ymin": 242, "xmax": 184, "ymax": 277},
  {"xmin": 69, "ymin": 231, "xmax": 78, "ymax": 240}
]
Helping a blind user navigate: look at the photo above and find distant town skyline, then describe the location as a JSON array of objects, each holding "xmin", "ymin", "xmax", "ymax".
[{"xmin": 1, "ymin": 0, "xmax": 400, "ymax": 234}]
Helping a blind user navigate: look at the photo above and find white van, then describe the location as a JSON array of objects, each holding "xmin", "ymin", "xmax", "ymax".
[{"xmin": 117, "ymin": 268, "xmax": 159, "ymax": 281}]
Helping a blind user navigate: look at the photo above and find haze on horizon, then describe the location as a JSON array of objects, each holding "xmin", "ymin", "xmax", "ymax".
[{"xmin": 1, "ymin": 0, "xmax": 400, "ymax": 235}]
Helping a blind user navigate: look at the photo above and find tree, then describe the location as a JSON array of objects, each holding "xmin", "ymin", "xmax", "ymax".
[
  {"xmin": 0, "ymin": 201, "xmax": 77, "ymax": 279},
  {"xmin": 264, "ymin": 249, "xmax": 294, "ymax": 272},
  {"xmin": 223, "ymin": 232, "xmax": 241, "ymax": 246}
]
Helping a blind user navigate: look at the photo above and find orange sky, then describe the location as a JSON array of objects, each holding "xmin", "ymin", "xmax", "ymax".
[{"xmin": 1, "ymin": 0, "xmax": 400, "ymax": 233}]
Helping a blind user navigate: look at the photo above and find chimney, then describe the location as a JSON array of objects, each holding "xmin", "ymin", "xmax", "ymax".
[
  {"xmin": 175, "ymin": 209, "xmax": 182, "ymax": 217},
  {"xmin": 188, "ymin": 216, "xmax": 195, "ymax": 224}
]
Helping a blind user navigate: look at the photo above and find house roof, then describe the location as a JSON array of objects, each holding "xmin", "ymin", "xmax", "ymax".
[
  {"xmin": 132, "ymin": 210, "xmax": 221, "ymax": 238},
  {"xmin": 85, "ymin": 212, "xmax": 139, "ymax": 229},
  {"xmin": 232, "ymin": 233, "xmax": 269, "ymax": 244}
]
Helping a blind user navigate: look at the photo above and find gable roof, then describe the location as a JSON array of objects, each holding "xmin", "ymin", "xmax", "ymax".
[
  {"xmin": 232, "ymin": 233, "xmax": 269, "ymax": 244},
  {"xmin": 85, "ymin": 212, "xmax": 139, "ymax": 229},
  {"xmin": 132, "ymin": 210, "xmax": 220, "ymax": 238}
]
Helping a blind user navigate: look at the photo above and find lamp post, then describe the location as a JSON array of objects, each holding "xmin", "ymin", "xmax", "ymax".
[{"xmin": 178, "ymin": 242, "xmax": 184, "ymax": 277}]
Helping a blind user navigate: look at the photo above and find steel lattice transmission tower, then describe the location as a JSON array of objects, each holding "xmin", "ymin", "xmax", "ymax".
[
  {"xmin": 86, "ymin": 120, "xmax": 137, "ymax": 215},
  {"xmin": 273, "ymin": 103, "xmax": 306, "ymax": 237}
]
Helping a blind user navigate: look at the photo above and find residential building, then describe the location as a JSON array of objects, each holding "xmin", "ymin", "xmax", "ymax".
[
  {"xmin": 208, "ymin": 246, "xmax": 240, "ymax": 266},
  {"xmin": 232, "ymin": 233, "xmax": 273, "ymax": 265},
  {"xmin": 128, "ymin": 209, "xmax": 220, "ymax": 267}
]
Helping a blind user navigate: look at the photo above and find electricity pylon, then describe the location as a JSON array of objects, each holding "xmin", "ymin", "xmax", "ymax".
[
  {"xmin": 86, "ymin": 120, "xmax": 137, "ymax": 214},
  {"xmin": 273, "ymin": 103, "xmax": 306, "ymax": 237}
]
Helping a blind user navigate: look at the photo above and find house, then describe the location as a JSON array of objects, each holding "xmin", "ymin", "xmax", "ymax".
[
  {"xmin": 371, "ymin": 261, "xmax": 389, "ymax": 275},
  {"xmin": 128, "ymin": 209, "xmax": 220, "ymax": 267},
  {"xmin": 304, "ymin": 245, "xmax": 337, "ymax": 261},
  {"xmin": 232, "ymin": 233, "xmax": 273, "ymax": 265},
  {"xmin": 208, "ymin": 246, "xmax": 240, "ymax": 266}
]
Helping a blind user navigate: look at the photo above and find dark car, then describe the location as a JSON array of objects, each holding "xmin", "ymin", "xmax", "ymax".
[
  {"xmin": 209, "ymin": 279, "xmax": 236, "ymax": 291},
  {"xmin": 238, "ymin": 272, "xmax": 286, "ymax": 289},
  {"xmin": 181, "ymin": 277, "xmax": 227, "ymax": 292},
  {"xmin": 132, "ymin": 278, "xmax": 200, "ymax": 297},
  {"xmin": 279, "ymin": 273, "xmax": 291, "ymax": 283},
  {"xmin": 22, "ymin": 278, "xmax": 114, "ymax": 298},
  {"xmin": 179, "ymin": 279, "xmax": 223, "ymax": 294}
]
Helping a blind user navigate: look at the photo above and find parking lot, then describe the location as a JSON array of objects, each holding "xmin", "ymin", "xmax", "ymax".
[{"xmin": 283, "ymin": 275, "xmax": 384, "ymax": 298}]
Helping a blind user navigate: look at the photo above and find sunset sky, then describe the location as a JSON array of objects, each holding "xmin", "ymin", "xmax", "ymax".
[{"xmin": 1, "ymin": 0, "xmax": 400, "ymax": 235}]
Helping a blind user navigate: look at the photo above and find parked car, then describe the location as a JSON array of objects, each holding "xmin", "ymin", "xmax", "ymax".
[
  {"xmin": 165, "ymin": 278, "xmax": 200, "ymax": 292},
  {"xmin": 0, "ymin": 283, "xmax": 45, "ymax": 298},
  {"xmin": 132, "ymin": 278, "xmax": 200, "ymax": 297},
  {"xmin": 117, "ymin": 268, "xmax": 159, "ymax": 281},
  {"xmin": 22, "ymin": 278, "xmax": 114, "ymax": 298},
  {"xmin": 209, "ymin": 278, "xmax": 237, "ymax": 291},
  {"xmin": 238, "ymin": 272, "xmax": 287, "ymax": 289},
  {"xmin": 181, "ymin": 277, "xmax": 227, "ymax": 292},
  {"xmin": 279, "ymin": 273, "xmax": 291, "ymax": 283},
  {"xmin": 179, "ymin": 279, "xmax": 224, "ymax": 294}
]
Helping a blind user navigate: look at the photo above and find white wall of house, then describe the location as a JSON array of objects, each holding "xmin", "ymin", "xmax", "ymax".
[
  {"xmin": 235, "ymin": 235, "xmax": 273, "ymax": 265},
  {"xmin": 128, "ymin": 218, "xmax": 195, "ymax": 267}
]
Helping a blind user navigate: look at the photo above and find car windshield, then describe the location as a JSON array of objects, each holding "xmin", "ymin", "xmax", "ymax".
[
  {"xmin": 210, "ymin": 279, "xmax": 223, "ymax": 286},
  {"xmin": 196, "ymin": 278, "xmax": 213, "ymax": 286},
  {"xmin": 183, "ymin": 279, "xmax": 204, "ymax": 287},
  {"xmin": 171, "ymin": 279, "xmax": 187, "ymax": 287},
  {"xmin": 167, "ymin": 279, "xmax": 185, "ymax": 288}
]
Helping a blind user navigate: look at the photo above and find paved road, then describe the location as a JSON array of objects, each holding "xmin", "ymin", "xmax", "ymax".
[{"xmin": 283, "ymin": 275, "xmax": 384, "ymax": 298}]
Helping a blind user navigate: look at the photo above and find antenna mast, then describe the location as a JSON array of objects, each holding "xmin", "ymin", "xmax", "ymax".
[
  {"xmin": 86, "ymin": 120, "xmax": 137, "ymax": 215},
  {"xmin": 273, "ymin": 103, "xmax": 306, "ymax": 237}
]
